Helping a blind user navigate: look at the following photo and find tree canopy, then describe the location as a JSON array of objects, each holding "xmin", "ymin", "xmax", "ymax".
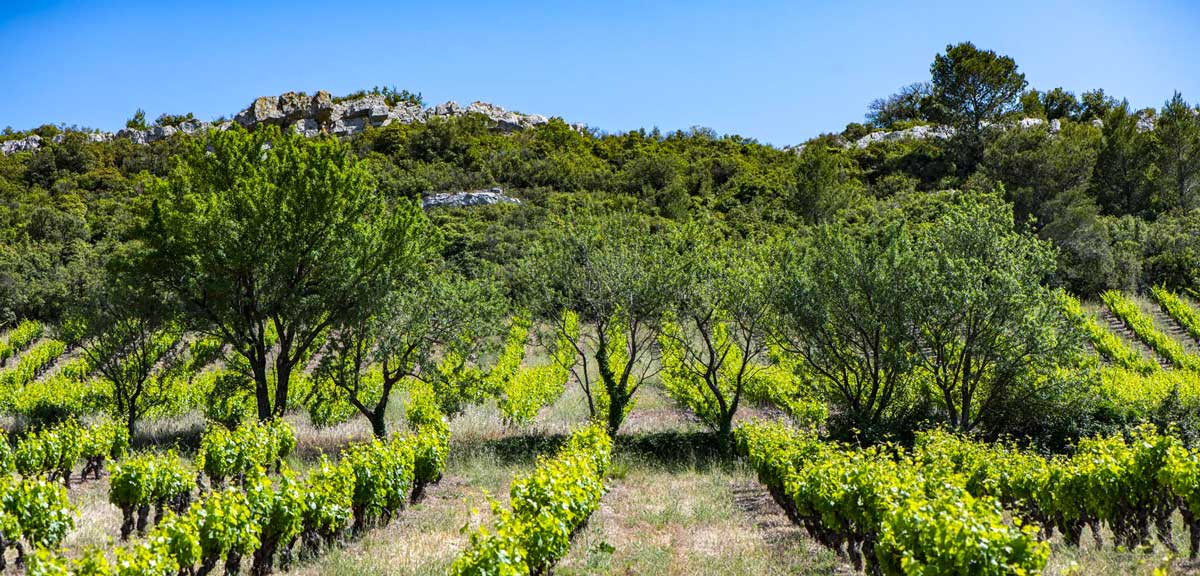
[{"xmin": 139, "ymin": 125, "xmax": 431, "ymax": 419}]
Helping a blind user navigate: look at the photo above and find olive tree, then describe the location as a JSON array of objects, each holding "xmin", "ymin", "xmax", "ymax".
[
  {"xmin": 524, "ymin": 211, "xmax": 679, "ymax": 436},
  {"xmin": 70, "ymin": 245, "xmax": 181, "ymax": 437},
  {"xmin": 908, "ymin": 193, "xmax": 1087, "ymax": 434},
  {"xmin": 314, "ymin": 270, "xmax": 505, "ymax": 437},
  {"xmin": 658, "ymin": 225, "xmax": 774, "ymax": 446},
  {"xmin": 772, "ymin": 217, "xmax": 922, "ymax": 442},
  {"xmin": 929, "ymin": 41, "xmax": 1027, "ymax": 174},
  {"xmin": 140, "ymin": 125, "xmax": 430, "ymax": 419},
  {"xmin": 1155, "ymin": 92, "xmax": 1200, "ymax": 212}
]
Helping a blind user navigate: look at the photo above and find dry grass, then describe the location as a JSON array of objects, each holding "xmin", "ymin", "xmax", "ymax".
[
  {"xmin": 62, "ymin": 474, "xmax": 123, "ymax": 555},
  {"xmin": 557, "ymin": 457, "xmax": 845, "ymax": 576}
]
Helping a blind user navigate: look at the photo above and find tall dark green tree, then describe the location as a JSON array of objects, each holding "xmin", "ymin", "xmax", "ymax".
[
  {"xmin": 1080, "ymin": 89, "xmax": 1117, "ymax": 122},
  {"xmin": 1154, "ymin": 92, "xmax": 1200, "ymax": 211},
  {"xmin": 1042, "ymin": 87, "xmax": 1081, "ymax": 121},
  {"xmin": 1091, "ymin": 102, "xmax": 1158, "ymax": 216},
  {"xmin": 792, "ymin": 140, "xmax": 864, "ymax": 222},
  {"xmin": 980, "ymin": 120, "xmax": 1099, "ymax": 224},
  {"xmin": 141, "ymin": 125, "xmax": 431, "ymax": 420},
  {"xmin": 929, "ymin": 42, "xmax": 1027, "ymax": 175}
]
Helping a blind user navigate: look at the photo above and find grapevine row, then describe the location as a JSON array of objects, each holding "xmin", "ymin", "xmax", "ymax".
[
  {"xmin": 1152, "ymin": 285, "xmax": 1200, "ymax": 343},
  {"xmin": 0, "ymin": 339, "xmax": 66, "ymax": 395},
  {"xmin": 1060, "ymin": 293, "xmax": 1159, "ymax": 374},
  {"xmin": 39, "ymin": 404, "xmax": 450, "ymax": 576},
  {"xmin": 735, "ymin": 421, "xmax": 1047, "ymax": 575},
  {"xmin": 1, "ymin": 419, "xmax": 128, "ymax": 486},
  {"xmin": 0, "ymin": 320, "xmax": 43, "ymax": 368},
  {"xmin": 487, "ymin": 314, "xmax": 531, "ymax": 394},
  {"xmin": 6, "ymin": 354, "xmax": 98, "ymax": 426},
  {"xmin": 1102, "ymin": 290, "xmax": 1200, "ymax": 371},
  {"xmin": 498, "ymin": 311, "xmax": 579, "ymax": 426},
  {"xmin": 739, "ymin": 420, "xmax": 1200, "ymax": 575},
  {"xmin": 0, "ymin": 419, "xmax": 129, "ymax": 569},
  {"xmin": 450, "ymin": 423, "xmax": 612, "ymax": 575},
  {"xmin": 1097, "ymin": 366, "xmax": 1200, "ymax": 418}
]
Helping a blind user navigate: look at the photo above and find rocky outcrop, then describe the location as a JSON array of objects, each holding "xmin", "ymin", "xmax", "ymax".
[
  {"xmin": 231, "ymin": 90, "xmax": 558, "ymax": 138},
  {"xmin": 3, "ymin": 90, "xmax": 573, "ymax": 154},
  {"xmin": 1, "ymin": 135, "xmax": 43, "ymax": 154},
  {"xmin": 847, "ymin": 114, "xmax": 1153, "ymax": 150},
  {"xmin": 852, "ymin": 124, "xmax": 954, "ymax": 149},
  {"xmin": 421, "ymin": 188, "xmax": 521, "ymax": 210}
]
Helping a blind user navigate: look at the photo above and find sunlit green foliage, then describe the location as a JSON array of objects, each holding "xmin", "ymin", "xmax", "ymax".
[{"xmin": 451, "ymin": 423, "xmax": 612, "ymax": 576}]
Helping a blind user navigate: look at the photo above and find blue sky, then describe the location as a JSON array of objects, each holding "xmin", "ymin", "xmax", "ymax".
[{"xmin": 2, "ymin": 0, "xmax": 1197, "ymax": 145}]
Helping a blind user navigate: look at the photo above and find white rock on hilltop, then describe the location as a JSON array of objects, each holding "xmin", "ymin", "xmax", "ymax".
[
  {"xmin": 0, "ymin": 135, "xmax": 42, "ymax": 154},
  {"xmin": 3, "ymin": 90, "xmax": 571, "ymax": 155},
  {"xmin": 854, "ymin": 124, "xmax": 954, "ymax": 149},
  {"xmin": 421, "ymin": 188, "xmax": 521, "ymax": 210}
]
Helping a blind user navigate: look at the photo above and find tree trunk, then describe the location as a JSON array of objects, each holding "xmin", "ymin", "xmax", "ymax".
[
  {"xmin": 717, "ymin": 413, "xmax": 734, "ymax": 455},
  {"xmin": 273, "ymin": 362, "xmax": 291, "ymax": 418},
  {"xmin": 251, "ymin": 354, "xmax": 272, "ymax": 420},
  {"xmin": 369, "ymin": 410, "xmax": 387, "ymax": 439},
  {"xmin": 126, "ymin": 409, "xmax": 138, "ymax": 442},
  {"xmin": 595, "ymin": 340, "xmax": 627, "ymax": 437},
  {"xmin": 606, "ymin": 388, "xmax": 626, "ymax": 438}
]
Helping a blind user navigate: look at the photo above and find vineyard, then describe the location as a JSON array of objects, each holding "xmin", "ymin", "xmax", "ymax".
[{"xmin": 0, "ymin": 288, "xmax": 1192, "ymax": 574}]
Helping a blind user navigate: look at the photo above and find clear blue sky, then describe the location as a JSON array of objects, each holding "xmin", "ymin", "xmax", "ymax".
[{"xmin": 2, "ymin": 0, "xmax": 1198, "ymax": 145}]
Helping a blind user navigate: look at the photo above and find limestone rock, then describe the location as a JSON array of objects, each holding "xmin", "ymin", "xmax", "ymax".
[
  {"xmin": 854, "ymin": 124, "xmax": 953, "ymax": 149},
  {"xmin": 276, "ymin": 91, "xmax": 311, "ymax": 121},
  {"xmin": 331, "ymin": 116, "xmax": 368, "ymax": 137},
  {"xmin": 433, "ymin": 101, "xmax": 463, "ymax": 117},
  {"xmin": 290, "ymin": 118, "xmax": 320, "ymax": 137},
  {"xmin": 0, "ymin": 135, "xmax": 42, "ymax": 154},
  {"xmin": 4, "ymin": 89, "xmax": 576, "ymax": 155},
  {"xmin": 421, "ymin": 187, "xmax": 521, "ymax": 210},
  {"xmin": 178, "ymin": 119, "xmax": 210, "ymax": 134},
  {"xmin": 388, "ymin": 103, "xmax": 425, "ymax": 124},
  {"xmin": 337, "ymin": 95, "xmax": 389, "ymax": 120},
  {"xmin": 150, "ymin": 125, "xmax": 178, "ymax": 140},
  {"xmin": 310, "ymin": 90, "xmax": 334, "ymax": 124},
  {"xmin": 117, "ymin": 128, "xmax": 150, "ymax": 144},
  {"xmin": 235, "ymin": 96, "xmax": 283, "ymax": 127}
]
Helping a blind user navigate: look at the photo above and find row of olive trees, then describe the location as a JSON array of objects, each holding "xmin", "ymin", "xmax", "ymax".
[
  {"xmin": 519, "ymin": 213, "xmax": 776, "ymax": 443},
  {"xmin": 522, "ymin": 192, "xmax": 1088, "ymax": 446}
]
